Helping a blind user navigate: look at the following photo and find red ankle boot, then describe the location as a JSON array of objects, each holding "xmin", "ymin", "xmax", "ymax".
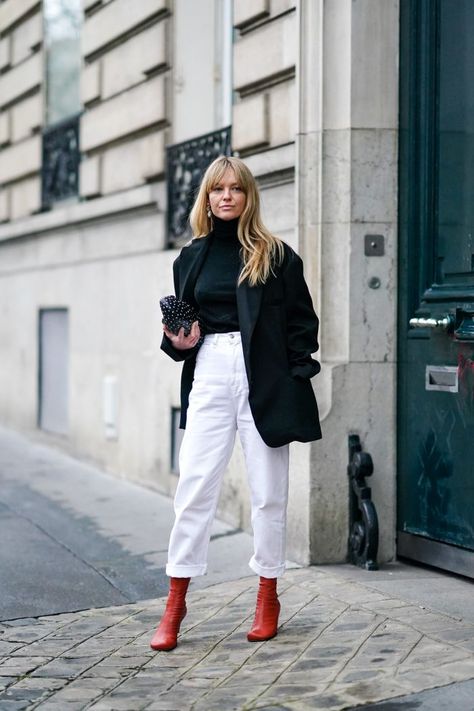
[
  {"xmin": 150, "ymin": 577, "xmax": 190, "ymax": 651},
  {"xmin": 247, "ymin": 576, "xmax": 280, "ymax": 642}
]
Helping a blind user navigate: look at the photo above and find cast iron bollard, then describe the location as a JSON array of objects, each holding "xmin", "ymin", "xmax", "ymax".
[{"xmin": 347, "ymin": 434, "xmax": 379, "ymax": 570}]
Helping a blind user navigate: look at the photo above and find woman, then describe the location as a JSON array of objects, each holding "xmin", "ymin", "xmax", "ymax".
[{"xmin": 151, "ymin": 156, "xmax": 321, "ymax": 651}]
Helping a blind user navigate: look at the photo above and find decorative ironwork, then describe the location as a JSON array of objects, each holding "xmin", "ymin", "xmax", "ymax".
[
  {"xmin": 41, "ymin": 113, "xmax": 81, "ymax": 210},
  {"xmin": 347, "ymin": 434, "xmax": 379, "ymax": 570},
  {"xmin": 166, "ymin": 126, "xmax": 232, "ymax": 246}
]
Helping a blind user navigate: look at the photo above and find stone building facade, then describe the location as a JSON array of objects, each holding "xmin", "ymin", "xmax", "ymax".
[{"xmin": 0, "ymin": 0, "xmax": 400, "ymax": 567}]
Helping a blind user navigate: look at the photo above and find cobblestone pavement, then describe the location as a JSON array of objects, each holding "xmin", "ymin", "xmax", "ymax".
[{"xmin": 1, "ymin": 568, "xmax": 474, "ymax": 710}]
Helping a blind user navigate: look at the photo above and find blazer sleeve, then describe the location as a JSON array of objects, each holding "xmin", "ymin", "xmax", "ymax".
[
  {"xmin": 282, "ymin": 250, "xmax": 321, "ymax": 379},
  {"xmin": 160, "ymin": 255, "xmax": 201, "ymax": 363}
]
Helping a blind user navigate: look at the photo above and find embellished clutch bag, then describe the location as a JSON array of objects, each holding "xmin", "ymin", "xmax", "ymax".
[{"xmin": 159, "ymin": 295, "xmax": 204, "ymax": 345}]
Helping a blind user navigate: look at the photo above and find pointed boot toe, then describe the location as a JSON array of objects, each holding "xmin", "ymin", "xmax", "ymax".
[{"xmin": 150, "ymin": 606, "xmax": 187, "ymax": 651}]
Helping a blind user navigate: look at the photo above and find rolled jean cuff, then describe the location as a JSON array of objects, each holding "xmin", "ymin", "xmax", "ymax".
[
  {"xmin": 249, "ymin": 556, "xmax": 286, "ymax": 579},
  {"xmin": 166, "ymin": 563, "xmax": 207, "ymax": 578}
]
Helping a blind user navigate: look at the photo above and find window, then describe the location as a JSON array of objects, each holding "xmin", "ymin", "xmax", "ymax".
[
  {"xmin": 44, "ymin": 0, "xmax": 82, "ymax": 125},
  {"xmin": 41, "ymin": 0, "xmax": 82, "ymax": 209}
]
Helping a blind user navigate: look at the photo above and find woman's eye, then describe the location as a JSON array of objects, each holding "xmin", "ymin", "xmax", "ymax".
[{"xmin": 210, "ymin": 185, "xmax": 242, "ymax": 193}]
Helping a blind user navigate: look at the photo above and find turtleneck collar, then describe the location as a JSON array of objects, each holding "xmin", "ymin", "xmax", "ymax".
[{"xmin": 212, "ymin": 215, "xmax": 240, "ymax": 239}]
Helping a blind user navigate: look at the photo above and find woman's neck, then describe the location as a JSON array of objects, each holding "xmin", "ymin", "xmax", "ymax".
[{"xmin": 212, "ymin": 215, "xmax": 239, "ymax": 239}]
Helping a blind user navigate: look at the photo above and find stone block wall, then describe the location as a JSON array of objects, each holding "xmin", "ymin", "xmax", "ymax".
[
  {"xmin": 80, "ymin": 0, "xmax": 169, "ymax": 198},
  {"xmin": 233, "ymin": 1, "xmax": 296, "ymax": 154},
  {"xmin": 0, "ymin": 0, "xmax": 43, "ymax": 221},
  {"xmin": 296, "ymin": 0, "xmax": 400, "ymax": 565},
  {"xmin": 0, "ymin": 0, "xmax": 172, "ymax": 218}
]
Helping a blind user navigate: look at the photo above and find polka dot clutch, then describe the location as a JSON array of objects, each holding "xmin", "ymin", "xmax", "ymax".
[{"xmin": 159, "ymin": 295, "xmax": 204, "ymax": 345}]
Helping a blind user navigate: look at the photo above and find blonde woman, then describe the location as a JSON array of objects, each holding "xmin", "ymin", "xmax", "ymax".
[{"xmin": 151, "ymin": 156, "xmax": 321, "ymax": 651}]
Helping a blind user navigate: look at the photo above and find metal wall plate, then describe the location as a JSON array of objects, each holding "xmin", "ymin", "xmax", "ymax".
[
  {"xmin": 425, "ymin": 365, "xmax": 458, "ymax": 392},
  {"xmin": 364, "ymin": 234, "xmax": 385, "ymax": 256}
]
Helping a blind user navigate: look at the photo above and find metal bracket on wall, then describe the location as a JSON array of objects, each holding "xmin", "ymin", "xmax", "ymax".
[{"xmin": 347, "ymin": 434, "xmax": 379, "ymax": 570}]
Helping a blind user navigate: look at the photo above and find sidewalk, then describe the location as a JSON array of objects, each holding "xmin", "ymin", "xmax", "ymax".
[
  {"xmin": 1, "ymin": 427, "xmax": 474, "ymax": 710},
  {"xmin": 1, "ymin": 565, "xmax": 474, "ymax": 710}
]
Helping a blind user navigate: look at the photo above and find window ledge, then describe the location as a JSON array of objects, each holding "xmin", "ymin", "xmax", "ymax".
[{"xmin": 0, "ymin": 183, "xmax": 164, "ymax": 243}]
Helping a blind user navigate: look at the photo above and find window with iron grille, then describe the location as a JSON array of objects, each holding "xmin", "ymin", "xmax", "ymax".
[
  {"xmin": 41, "ymin": 0, "xmax": 82, "ymax": 209},
  {"xmin": 166, "ymin": 126, "xmax": 232, "ymax": 247}
]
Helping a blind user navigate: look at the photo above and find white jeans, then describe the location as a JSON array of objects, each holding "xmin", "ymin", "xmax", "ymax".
[{"xmin": 166, "ymin": 332, "xmax": 289, "ymax": 579}]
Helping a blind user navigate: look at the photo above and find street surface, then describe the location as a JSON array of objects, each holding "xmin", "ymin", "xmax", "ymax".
[
  {"xmin": 1, "ymin": 426, "xmax": 474, "ymax": 710},
  {"xmin": 0, "ymin": 426, "xmax": 255, "ymax": 621}
]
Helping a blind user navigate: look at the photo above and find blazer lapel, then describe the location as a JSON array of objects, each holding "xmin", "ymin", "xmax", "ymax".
[
  {"xmin": 236, "ymin": 279, "xmax": 263, "ymax": 362},
  {"xmin": 178, "ymin": 236, "xmax": 212, "ymax": 305}
]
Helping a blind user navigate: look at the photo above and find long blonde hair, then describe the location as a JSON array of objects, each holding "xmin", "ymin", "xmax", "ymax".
[{"xmin": 189, "ymin": 156, "xmax": 284, "ymax": 286}]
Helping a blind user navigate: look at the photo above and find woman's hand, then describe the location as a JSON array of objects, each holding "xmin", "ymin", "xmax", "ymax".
[{"xmin": 163, "ymin": 320, "xmax": 201, "ymax": 350}]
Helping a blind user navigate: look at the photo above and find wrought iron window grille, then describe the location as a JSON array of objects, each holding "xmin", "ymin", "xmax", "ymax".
[
  {"xmin": 166, "ymin": 126, "xmax": 232, "ymax": 247},
  {"xmin": 41, "ymin": 113, "xmax": 81, "ymax": 210}
]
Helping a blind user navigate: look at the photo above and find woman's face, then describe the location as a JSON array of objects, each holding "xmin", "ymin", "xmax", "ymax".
[{"xmin": 208, "ymin": 168, "xmax": 246, "ymax": 221}]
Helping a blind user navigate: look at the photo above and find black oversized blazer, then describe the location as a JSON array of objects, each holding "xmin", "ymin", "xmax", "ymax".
[{"xmin": 161, "ymin": 233, "xmax": 322, "ymax": 448}]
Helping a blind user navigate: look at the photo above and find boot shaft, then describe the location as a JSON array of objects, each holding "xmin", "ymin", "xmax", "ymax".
[
  {"xmin": 165, "ymin": 576, "xmax": 190, "ymax": 611},
  {"xmin": 169, "ymin": 576, "xmax": 190, "ymax": 597},
  {"xmin": 257, "ymin": 576, "xmax": 278, "ymax": 601}
]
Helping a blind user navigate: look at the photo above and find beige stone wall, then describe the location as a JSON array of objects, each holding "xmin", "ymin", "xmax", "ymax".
[
  {"xmin": 80, "ymin": 0, "xmax": 170, "ymax": 198},
  {"xmin": 0, "ymin": 0, "xmax": 43, "ymax": 221},
  {"xmin": 296, "ymin": 0, "xmax": 400, "ymax": 565},
  {"xmin": 232, "ymin": 1, "xmax": 297, "ymax": 154},
  {"xmin": 0, "ymin": 0, "xmax": 172, "ymax": 216},
  {"xmin": 0, "ymin": 189, "xmax": 176, "ymax": 493}
]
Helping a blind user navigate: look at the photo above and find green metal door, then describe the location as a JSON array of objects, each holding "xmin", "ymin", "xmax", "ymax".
[{"xmin": 398, "ymin": 0, "xmax": 474, "ymax": 576}]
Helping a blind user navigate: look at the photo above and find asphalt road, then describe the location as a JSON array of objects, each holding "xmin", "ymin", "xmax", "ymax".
[{"xmin": 0, "ymin": 426, "xmax": 255, "ymax": 621}]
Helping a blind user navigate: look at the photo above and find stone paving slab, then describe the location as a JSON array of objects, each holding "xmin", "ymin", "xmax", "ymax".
[{"xmin": 0, "ymin": 568, "xmax": 474, "ymax": 710}]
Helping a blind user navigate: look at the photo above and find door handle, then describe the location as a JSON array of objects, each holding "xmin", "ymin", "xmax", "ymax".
[{"xmin": 409, "ymin": 315, "xmax": 454, "ymax": 330}]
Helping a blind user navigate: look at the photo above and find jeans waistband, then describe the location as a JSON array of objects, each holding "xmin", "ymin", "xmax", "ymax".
[{"xmin": 203, "ymin": 331, "xmax": 241, "ymax": 345}]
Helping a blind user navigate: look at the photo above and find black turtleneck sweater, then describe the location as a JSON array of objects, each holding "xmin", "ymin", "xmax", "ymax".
[{"xmin": 194, "ymin": 216, "xmax": 242, "ymax": 334}]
